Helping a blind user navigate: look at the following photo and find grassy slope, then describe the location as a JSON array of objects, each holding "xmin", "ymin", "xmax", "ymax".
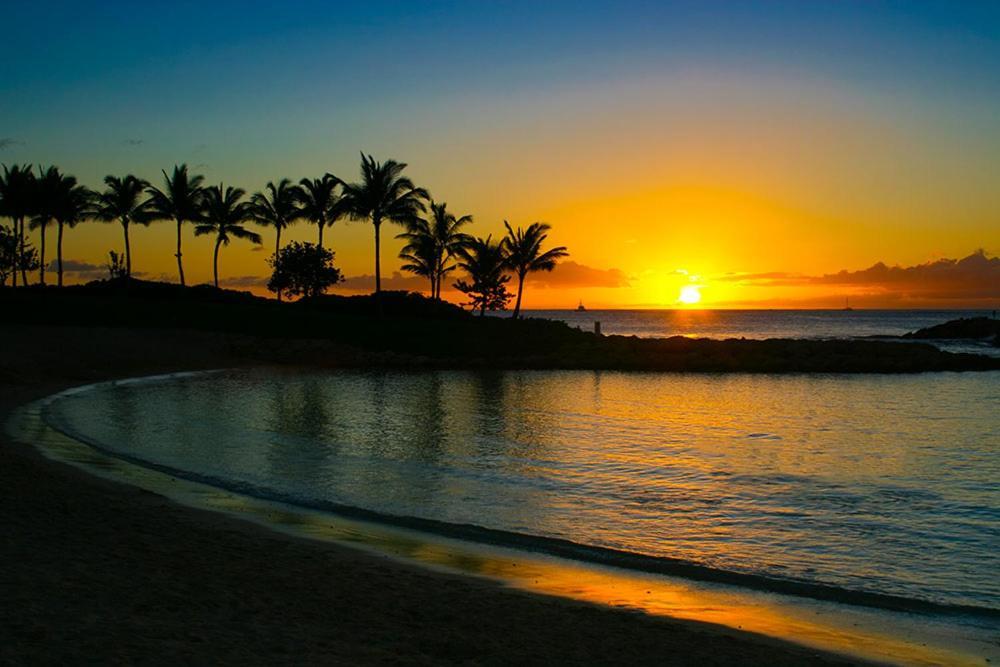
[{"xmin": 3, "ymin": 280, "xmax": 998, "ymax": 373}]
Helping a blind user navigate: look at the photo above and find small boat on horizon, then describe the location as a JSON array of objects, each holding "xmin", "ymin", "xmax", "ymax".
[
  {"xmin": 842, "ymin": 297, "xmax": 854, "ymax": 312},
  {"xmin": 577, "ymin": 300, "xmax": 587, "ymax": 312}
]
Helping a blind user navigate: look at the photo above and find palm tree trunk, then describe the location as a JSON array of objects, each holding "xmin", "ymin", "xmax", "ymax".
[
  {"xmin": 10, "ymin": 219, "xmax": 17, "ymax": 288},
  {"xmin": 213, "ymin": 237, "xmax": 221, "ymax": 288},
  {"xmin": 512, "ymin": 273, "xmax": 525, "ymax": 319},
  {"xmin": 122, "ymin": 221, "xmax": 131, "ymax": 277},
  {"xmin": 275, "ymin": 226, "xmax": 282, "ymax": 257},
  {"xmin": 56, "ymin": 221, "xmax": 64, "ymax": 287},
  {"xmin": 38, "ymin": 224, "xmax": 46, "ymax": 285},
  {"xmin": 175, "ymin": 219, "xmax": 186, "ymax": 286},
  {"xmin": 317, "ymin": 222, "xmax": 324, "ymax": 249},
  {"xmin": 373, "ymin": 219, "xmax": 381, "ymax": 295},
  {"xmin": 18, "ymin": 218, "xmax": 27, "ymax": 286},
  {"xmin": 429, "ymin": 275, "xmax": 435, "ymax": 298},
  {"xmin": 373, "ymin": 217, "xmax": 383, "ymax": 317}
]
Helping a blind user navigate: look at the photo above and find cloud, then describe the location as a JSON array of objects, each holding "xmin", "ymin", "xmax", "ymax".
[
  {"xmin": 219, "ymin": 275, "xmax": 266, "ymax": 288},
  {"xmin": 47, "ymin": 259, "xmax": 101, "ymax": 272},
  {"xmin": 336, "ymin": 271, "xmax": 427, "ymax": 292},
  {"xmin": 719, "ymin": 250, "xmax": 999, "ymax": 302},
  {"xmin": 122, "ymin": 138, "xmax": 144, "ymax": 146},
  {"xmin": 525, "ymin": 261, "xmax": 630, "ymax": 288},
  {"xmin": 0, "ymin": 138, "xmax": 24, "ymax": 150}
]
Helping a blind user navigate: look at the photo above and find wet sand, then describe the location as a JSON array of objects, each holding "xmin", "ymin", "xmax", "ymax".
[{"xmin": 0, "ymin": 325, "xmax": 864, "ymax": 665}]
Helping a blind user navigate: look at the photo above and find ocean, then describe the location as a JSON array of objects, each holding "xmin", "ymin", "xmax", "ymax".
[{"xmin": 498, "ymin": 308, "xmax": 1000, "ymax": 356}]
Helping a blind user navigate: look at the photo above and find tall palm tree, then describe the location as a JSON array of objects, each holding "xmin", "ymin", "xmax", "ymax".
[
  {"xmin": 147, "ymin": 164, "xmax": 205, "ymax": 286},
  {"xmin": 29, "ymin": 165, "xmax": 62, "ymax": 285},
  {"xmin": 195, "ymin": 184, "xmax": 261, "ymax": 288},
  {"xmin": 502, "ymin": 221, "xmax": 568, "ymax": 319},
  {"xmin": 453, "ymin": 234, "xmax": 512, "ymax": 316},
  {"xmin": 93, "ymin": 174, "xmax": 151, "ymax": 277},
  {"xmin": 251, "ymin": 179, "xmax": 304, "ymax": 257},
  {"xmin": 342, "ymin": 154, "xmax": 427, "ymax": 302},
  {"xmin": 297, "ymin": 174, "xmax": 348, "ymax": 249},
  {"xmin": 49, "ymin": 174, "xmax": 94, "ymax": 287},
  {"xmin": 0, "ymin": 164, "xmax": 37, "ymax": 287},
  {"xmin": 397, "ymin": 200, "xmax": 473, "ymax": 299}
]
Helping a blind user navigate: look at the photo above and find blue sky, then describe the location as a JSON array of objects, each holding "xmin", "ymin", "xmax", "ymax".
[{"xmin": 2, "ymin": 1, "xmax": 998, "ymax": 305}]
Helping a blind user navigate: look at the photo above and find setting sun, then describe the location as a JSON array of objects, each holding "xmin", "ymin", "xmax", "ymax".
[{"xmin": 679, "ymin": 285, "xmax": 702, "ymax": 305}]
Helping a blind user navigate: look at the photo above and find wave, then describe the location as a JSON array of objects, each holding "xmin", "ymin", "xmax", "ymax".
[{"xmin": 41, "ymin": 399, "xmax": 1000, "ymax": 621}]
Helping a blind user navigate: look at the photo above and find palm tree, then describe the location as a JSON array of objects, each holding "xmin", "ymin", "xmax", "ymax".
[
  {"xmin": 342, "ymin": 154, "xmax": 428, "ymax": 302},
  {"xmin": 502, "ymin": 221, "xmax": 568, "ymax": 319},
  {"xmin": 297, "ymin": 174, "xmax": 348, "ymax": 249},
  {"xmin": 453, "ymin": 235, "xmax": 512, "ymax": 316},
  {"xmin": 147, "ymin": 164, "xmax": 205, "ymax": 286},
  {"xmin": 49, "ymin": 174, "xmax": 94, "ymax": 287},
  {"xmin": 251, "ymin": 179, "xmax": 304, "ymax": 257},
  {"xmin": 397, "ymin": 200, "xmax": 473, "ymax": 299},
  {"xmin": 0, "ymin": 164, "xmax": 37, "ymax": 287},
  {"xmin": 397, "ymin": 224, "xmax": 437, "ymax": 296},
  {"xmin": 93, "ymin": 174, "xmax": 151, "ymax": 277},
  {"xmin": 29, "ymin": 165, "xmax": 62, "ymax": 285},
  {"xmin": 195, "ymin": 184, "xmax": 261, "ymax": 288}
]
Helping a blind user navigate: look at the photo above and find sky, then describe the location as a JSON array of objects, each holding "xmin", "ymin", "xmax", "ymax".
[{"xmin": 2, "ymin": 0, "xmax": 998, "ymax": 308}]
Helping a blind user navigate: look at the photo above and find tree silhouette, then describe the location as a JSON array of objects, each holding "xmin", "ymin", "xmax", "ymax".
[
  {"xmin": 267, "ymin": 241, "xmax": 343, "ymax": 299},
  {"xmin": 297, "ymin": 174, "xmax": 348, "ymax": 249},
  {"xmin": 502, "ymin": 221, "xmax": 568, "ymax": 319},
  {"xmin": 47, "ymin": 172, "xmax": 93, "ymax": 287},
  {"xmin": 29, "ymin": 165, "xmax": 62, "ymax": 285},
  {"xmin": 342, "ymin": 153, "xmax": 427, "ymax": 306},
  {"xmin": 93, "ymin": 174, "xmax": 152, "ymax": 277},
  {"xmin": 0, "ymin": 164, "xmax": 37, "ymax": 287},
  {"xmin": 0, "ymin": 225, "xmax": 38, "ymax": 287},
  {"xmin": 195, "ymin": 184, "xmax": 261, "ymax": 288},
  {"xmin": 397, "ymin": 200, "xmax": 472, "ymax": 300},
  {"xmin": 252, "ymin": 178, "xmax": 304, "ymax": 258},
  {"xmin": 147, "ymin": 164, "xmax": 205, "ymax": 286},
  {"xmin": 453, "ymin": 235, "xmax": 512, "ymax": 316}
]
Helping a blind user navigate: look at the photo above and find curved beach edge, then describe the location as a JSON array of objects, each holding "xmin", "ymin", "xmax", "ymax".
[
  {"xmin": 38, "ymin": 372, "xmax": 1000, "ymax": 621},
  {"xmin": 0, "ymin": 325, "xmax": 867, "ymax": 666}
]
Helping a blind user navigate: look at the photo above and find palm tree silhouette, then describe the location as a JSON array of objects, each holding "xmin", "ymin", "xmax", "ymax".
[
  {"xmin": 147, "ymin": 164, "xmax": 205, "ymax": 286},
  {"xmin": 48, "ymin": 173, "xmax": 94, "ymax": 287},
  {"xmin": 297, "ymin": 174, "xmax": 348, "ymax": 249},
  {"xmin": 93, "ymin": 174, "xmax": 152, "ymax": 277},
  {"xmin": 251, "ymin": 179, "xmax": 304, "ymax": 257},
  {"xmin": 453, "ymin": 234, "xmax": 512, "ymax": 316},
  {"xmin": 397, "ymin": 200, "xmax": 472, "ymax": 299},
  {"xmin": 0, "ymin": 164, "xmax": 37, "ymax": 287},
  {"xmin": 195, "ymin": 184, "xmax": 261, "ymax": 288},
  {"xmin": 29, "ymin": 165, "xmax": 62, "ymax": 285},
  {"xmin": 342, "ymin": 153, "xmax": 427, "ymax": 305},
  {"xmin": 502, "ymin": 221, "xmax": 568, "ymax": 319}
]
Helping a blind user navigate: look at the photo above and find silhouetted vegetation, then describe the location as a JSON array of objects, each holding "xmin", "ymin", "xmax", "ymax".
[
  {"xmin": 1, "ymin": 282, "xmax": 997, "ymax": 373},
  {"xmin": 397, "ymin": 200, "xmax": 473, "ymax": 300},
  {"xmin": 341, "ymin": 153, "xmax": 429, "ymax": 303},
  {"xmin": 502, "ymin": 221, "xmax": 568, "ymax": 319},
  {"xmin": 195, "ymin": 184, "xmax": 262, "ymax": 288},
  {"xmin": 1, "ymin": 154, "xmax": 571, "ymax": 318},
  {"xmin": 453, "ymin": 235, "xmax": 512, "ymax": 315},
  {"xmin": 267, "ymin": 242, "xmax": 343, "ymax": 299}
]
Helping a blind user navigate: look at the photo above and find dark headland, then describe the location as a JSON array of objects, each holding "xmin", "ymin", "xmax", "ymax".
[{"xmin": 3, "ymin": 279, "xmax": 998, "ymax": 374}]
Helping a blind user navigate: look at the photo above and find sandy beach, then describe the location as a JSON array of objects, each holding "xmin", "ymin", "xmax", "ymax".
[{"xmin": 0, "ymin": 325, "xmax": 866, "ymax": 665}]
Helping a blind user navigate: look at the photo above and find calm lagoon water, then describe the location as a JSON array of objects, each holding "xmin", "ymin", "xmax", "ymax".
[{"xmin": 46, "ymin": 368, "xmax": 1000, "ymax": 612}]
